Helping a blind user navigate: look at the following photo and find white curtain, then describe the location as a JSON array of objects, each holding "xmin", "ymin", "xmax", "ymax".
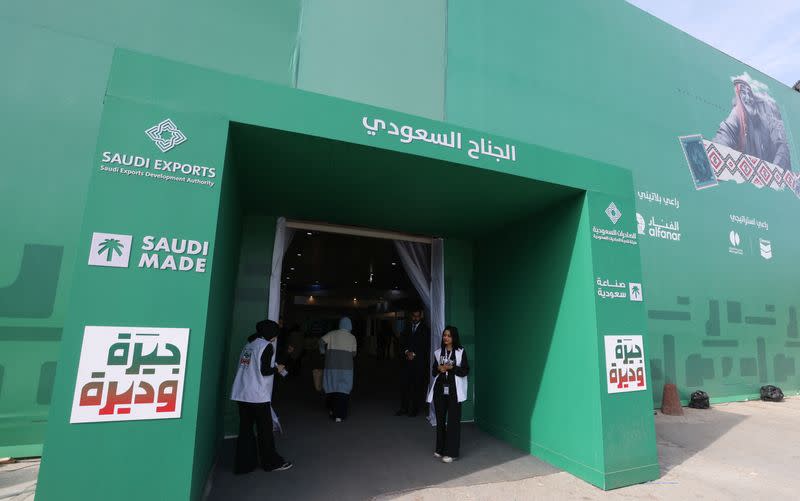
[
  {"xmin": 394, "ymin": 238, "xmax": 446, "ymax": 426},
  {"xmin": 267, "ymin": 217, "xmax": 295, "ymax": 322},
  {"xmin": 431, "ymin": 238, "xmax": 445, "ymax": 352},
  {"xmin": 394, "ymin": 241, "xmax": 431, "ymax": 304}
]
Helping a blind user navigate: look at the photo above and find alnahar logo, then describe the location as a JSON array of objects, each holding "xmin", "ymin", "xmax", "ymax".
[
  {"xmin": 145, "ymin": 119, "xmax": 187, "ymax": 153},
  {"xmin": 88, "ymin": 232, "xmax": 133, "ymax": 268}
]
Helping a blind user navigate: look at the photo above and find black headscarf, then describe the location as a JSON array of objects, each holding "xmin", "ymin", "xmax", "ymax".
[{"xmin": 248, "ymin": 319, "xmax": 280, "ymax": 342}]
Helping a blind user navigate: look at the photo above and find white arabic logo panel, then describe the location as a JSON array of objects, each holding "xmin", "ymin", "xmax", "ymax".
[
  {"xmin": 88, "ymin": 232, "xmax": 133, "ymax": 268},
  {"xmin": 70, "ymin": 326, "xmax": 190, "ymax": 423},
  {"xmin": 605, "ymin": 335, "xmax": 647, "ymax": 393},
  {"xmin": 604, "ymin": 335, "xmax": 647, "ymax": 393},
  {"xmin": 145, "ymin": 119, "xmax": 188, "ymax": 153}
]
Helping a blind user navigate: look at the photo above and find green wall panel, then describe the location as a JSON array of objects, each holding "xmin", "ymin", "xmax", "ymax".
[
  {"xmin": 4, "ymin": 1, "xmax": 300, "ymax": 85},
  {"xmin": 221, "ymin": 214, "xmax": 277, "ymax": 436},
  {"xmin": 447, "ymin": 0, "xmax": 800, "ymax": 405},
  {"xmin": 296, "ymin": 0, "xmax": 446, "ymax": 119},
  {"xmin": 443, "ymin": 238, "xmax": 476, "ymax": 420},
  {"xmin": 0, "ymin": 20, "xmax": 110, "ymax": 457},
  {"xmin": 190, "ymin": 145, "xmax": 243, "ymax": 499},
  {"xmin": 475, "ymin": 195, "xmax": 607, "ymax": 486},
  {"xmin": 0, "ymin": 0, "xmax": 301, "ymax": 455}
]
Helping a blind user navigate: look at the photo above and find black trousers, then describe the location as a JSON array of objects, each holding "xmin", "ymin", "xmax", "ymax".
[
  {"xmin": 399, "ymin": 362, "xmax": 427, "ymax": 414},
  {"xmin": 433, "ymin": 384, "xmax": 462, "ymax": 458},
  {"xmin": 234, "ymin": 401, "xmax": 284, "ymax": 473},
  {"xmin": 377, "ymin": 335, "xmax": 389, "ymax": 360},
  {"xmin": 326, "ymin": 392, "xmax": 350, "ymax": 420}
]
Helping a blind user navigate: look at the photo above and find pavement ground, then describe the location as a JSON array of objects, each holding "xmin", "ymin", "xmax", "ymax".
[{"xmin": 3, "ymin": 355, "xmax": 799, "ymax": 500}]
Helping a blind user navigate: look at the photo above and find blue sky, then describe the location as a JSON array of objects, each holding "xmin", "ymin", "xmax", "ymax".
[{"xmin": 627, "ymin": 1, "xmax": 799, "ymax": 87}]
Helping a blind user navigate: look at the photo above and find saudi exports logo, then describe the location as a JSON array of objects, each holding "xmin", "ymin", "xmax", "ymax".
[
  {"xmin": 145, "ymin": 119, "xmax": 187, "ymax": 153},
  {"xmin": 605, "ymin": 202, "xmax": 622, "ymax": 224},
  {"xmin": 88, "ymin": 232, "xmax": 133, "ymax": 268}
]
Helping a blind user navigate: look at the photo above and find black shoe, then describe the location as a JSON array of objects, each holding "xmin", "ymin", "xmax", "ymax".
[
  {"xmin": 395, "ymin": 409, "xmax": 408, "ymax": 416},
  {"xmin": 269, "ymin": 461, "xmax": 293, "ymax": 472}
]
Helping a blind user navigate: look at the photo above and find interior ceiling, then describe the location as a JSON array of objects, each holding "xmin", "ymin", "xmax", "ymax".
[
  {"xmin": 281, "ymin": 230, "xmax": 417, "ymax": 301},
  {"xmin": 229, "ymin": 123, "xmax": 582, "ymax": 240}
]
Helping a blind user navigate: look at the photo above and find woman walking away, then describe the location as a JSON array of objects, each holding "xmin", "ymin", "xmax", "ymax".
[
  {"xmin": 426, "ymin": 325, "xmax": 469, "ymax": 463},
  {"xmin": 230, "ymin": 319, "xmax": 292, "ymax": 473},
  {"xmin": 320, "ymin": 317, "xmax": 357, "ymax": 422}
]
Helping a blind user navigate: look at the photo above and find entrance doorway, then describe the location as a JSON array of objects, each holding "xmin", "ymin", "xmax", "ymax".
[
  {"xmin": 212, "ymin": 227, "xmax": 562, "ymax": 501},
  {"xmin": 276, "ymin": 227, "xmax": 427, "ymax": 418},
  {"xmin": 218, "ymin": 122, "xmax": 583, "ymax": 437},
  {"xmin": 209, "ymin": 124, "xmax": 593, "ymax": 497}
]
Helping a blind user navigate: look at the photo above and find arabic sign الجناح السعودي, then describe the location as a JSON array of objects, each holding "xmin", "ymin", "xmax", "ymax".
[{"xmin": 361, "ymin": 116, "xmax": 517, "ymax": 164}]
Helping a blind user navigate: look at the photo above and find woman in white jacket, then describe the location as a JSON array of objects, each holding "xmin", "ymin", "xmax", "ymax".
[{"xmin": 426, "ymin": 325, "xmax": 469, "ymax": 463}]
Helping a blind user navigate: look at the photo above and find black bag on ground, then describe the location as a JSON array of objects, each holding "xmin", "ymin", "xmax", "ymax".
[
  {"xmin": 688, "ymin": 390, "xmax": 710, "ymax": 409},
  {"xmin": 760, "ymin": 385, "xmax": 784, "ymax": 402}
]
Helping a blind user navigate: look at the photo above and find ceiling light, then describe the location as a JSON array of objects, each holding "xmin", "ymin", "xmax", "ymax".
[
  {"xmin": 392, "ymin": 262, "xmax": 397, "ymax": 266},
  {"xmin": 307, "ymin": 231, "xmax": 313, "ymax": 236},
  {"xmin": 297, "ymin": 253, "xmax": 302, "ymax": 257},
  {"xmin": 290, "ymin": 267, "xmax": 295, "ymax": 271}
]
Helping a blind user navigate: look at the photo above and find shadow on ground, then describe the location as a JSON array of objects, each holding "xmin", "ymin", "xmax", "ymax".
[
  {"xmin": 654, "ymin": 405, "xmax": 747, "ymax": 476},
  {"xmin": 207, "ymin": 356, "xmax": 558, "ymax": 501}
]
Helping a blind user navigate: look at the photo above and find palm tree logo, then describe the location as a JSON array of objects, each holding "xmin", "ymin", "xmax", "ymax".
[
  {"xmin": 630, "ymin": 284, "xmax": 641, "ymax": 300},
  {"xmin": 98, "ymin": 238, "xmax": 125, "ymax": 262}
]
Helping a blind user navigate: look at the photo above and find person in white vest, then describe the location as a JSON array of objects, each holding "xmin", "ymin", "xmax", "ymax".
[
  {"xmin": 230, "ymin": 319, "xmax": 293, "ymax": 473},
  {"xmin": 426, "ymin": 325, "xmax": 469, "ymax": 463}
]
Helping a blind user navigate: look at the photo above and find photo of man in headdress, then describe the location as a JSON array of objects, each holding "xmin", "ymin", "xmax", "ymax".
[{"xmin": 713, "ymin": 73, "xmax": 793, "ymax": 171}]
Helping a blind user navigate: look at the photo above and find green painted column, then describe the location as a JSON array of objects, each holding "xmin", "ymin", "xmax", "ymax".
[
  {"xmin": 475, "ymin": 191, "xmax": 658, "ymax": 489},
  {"xmin": 586, "ymin": 191, "xmax": 659, "ymax": 488},
  {"xmin": 36, "ymin": 96, "xmax": 230, "ymax": 500}
]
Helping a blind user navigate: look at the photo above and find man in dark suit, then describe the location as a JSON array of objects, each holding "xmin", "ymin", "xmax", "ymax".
[{"xmin": 396, "ymin": 308, "xmax": 430, "ymax": 417}]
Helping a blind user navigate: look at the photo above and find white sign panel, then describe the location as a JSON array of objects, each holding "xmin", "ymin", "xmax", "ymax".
[
  {"xmin": 604, "ymin": 335, "xmax": 647, "ymax": 394},
  {"xmin": 70, "ymin": 326, "xmax": 189, "ymax": 423}
]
